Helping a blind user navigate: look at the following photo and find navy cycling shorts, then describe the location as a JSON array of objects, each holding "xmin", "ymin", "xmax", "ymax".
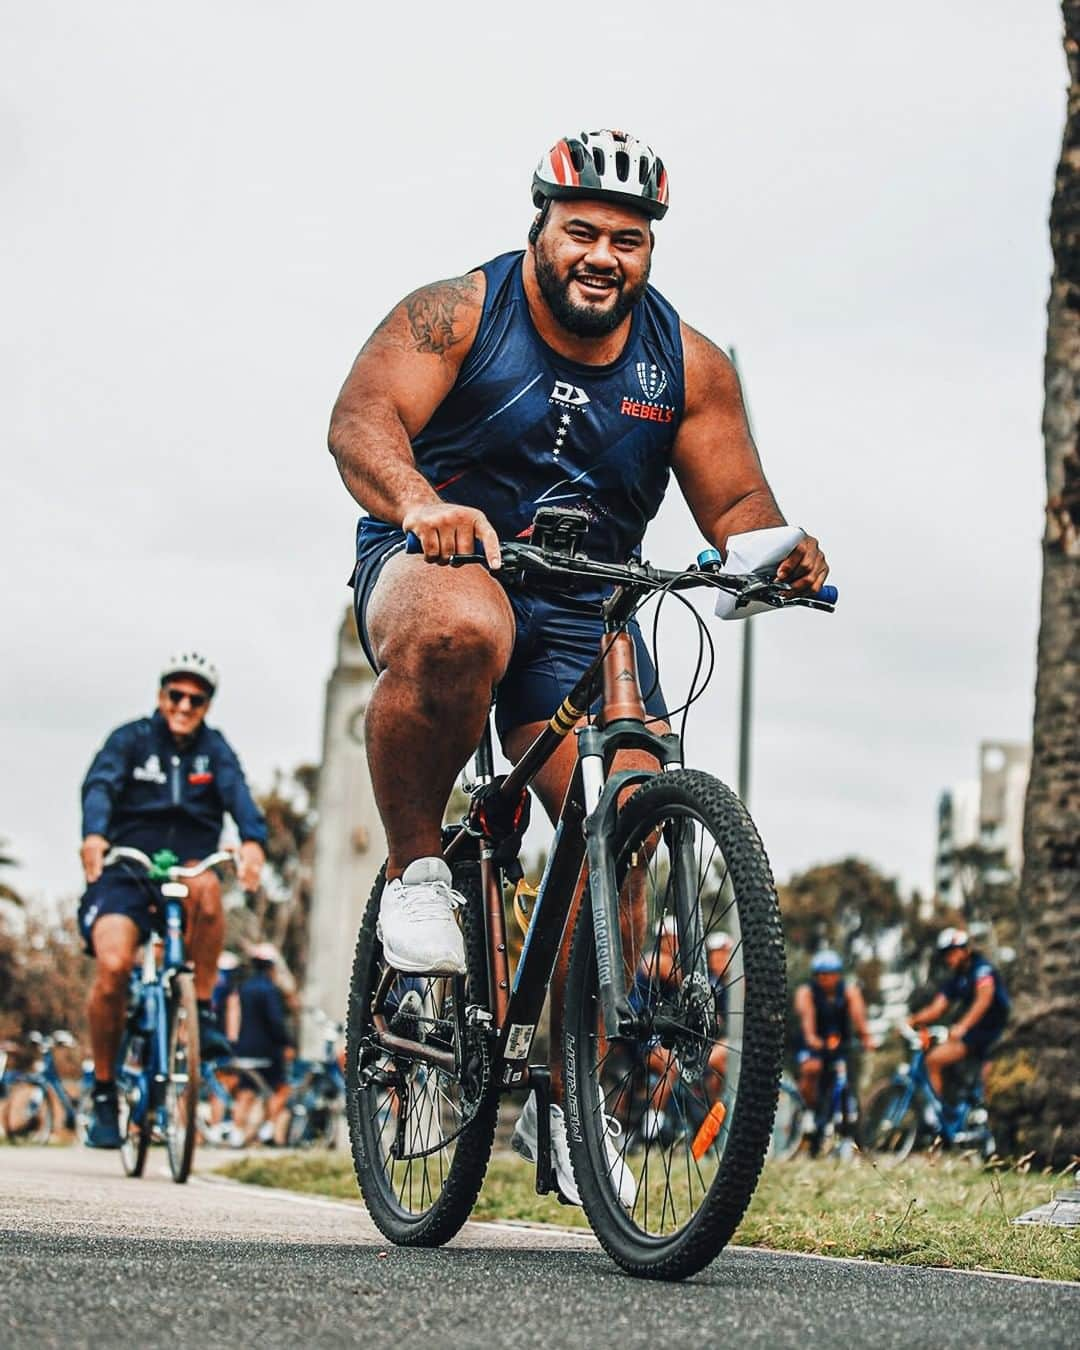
[
  {"xmin": 77, "ymin": 868, "xmax": 174, "ymax": 956},
  {"xmin": 351, "ymin": 531, "xmax": 668, "ymax": 743},
  {"xmin": 962, "ymin": 1022, "xmax": 1005, "ymax": 1060}
]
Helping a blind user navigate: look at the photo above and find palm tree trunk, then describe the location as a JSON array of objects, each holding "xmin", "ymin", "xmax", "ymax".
[{"xmin": 1009, "ymin": 2, "xmax": 1080, "ymax": 1162}]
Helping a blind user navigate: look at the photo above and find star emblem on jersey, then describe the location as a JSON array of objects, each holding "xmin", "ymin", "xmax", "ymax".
[{"xmin": 636, "ymin": 362, "xmax": 668, "ymax": 401}]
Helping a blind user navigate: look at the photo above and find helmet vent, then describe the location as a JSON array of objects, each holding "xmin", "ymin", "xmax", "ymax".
[
  {"xmin": 592, "ymin": 147, "xmax": 605, "ymax": 176},
  {"xmin": 615, "ymin": 150, "xmax": 630, "ymax": 182},
  {"xmin": 569, "ymin": 142, "xmax": 586, "ymax": 172}
]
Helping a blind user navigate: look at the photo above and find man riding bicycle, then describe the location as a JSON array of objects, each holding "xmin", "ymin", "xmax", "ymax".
[
  {"xmin": 328, "ymin": 128, "xmax": 829, "ymax": 1203},
  {"xmin": 908, "ymin": 927, "xmax": 1010, "ymax": 1105},
  {"xmin": 792, "ymin": 949, "xmax": 875, "ymax": 1132},
  {"xmin": 78, "ymin": 653, "xmax": 267, "ymax": 1147}
]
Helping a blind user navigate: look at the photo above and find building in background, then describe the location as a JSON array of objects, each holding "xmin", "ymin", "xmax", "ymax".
[
  {"xmin": 934, "ymin": 741, "xmax": 1030, "ymax": 913},
  {"xmin": 302, "ymin": 610, "xmax": 386, "ymax": 1054}
]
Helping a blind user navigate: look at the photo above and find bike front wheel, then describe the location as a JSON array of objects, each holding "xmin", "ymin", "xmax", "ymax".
[
  {"xmin": 346, "ymin": 862, "xmax": 498, "ymax": 1247},
  {"xmin": 563, "ymin": 769, "xmax": 785, "ymax": 1281},
  {"xmin": 862, "ymin": 1081, "xmax": 918, "ymax": 1162},
  {"xmin": 165, "ymin": 971, "xmax": 200, "ymax": 1182}
]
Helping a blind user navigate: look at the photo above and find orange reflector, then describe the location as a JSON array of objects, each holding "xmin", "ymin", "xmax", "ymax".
[{"xmin": 691, "ymin": 1101, "xmax": 727, "ymax": 1160}]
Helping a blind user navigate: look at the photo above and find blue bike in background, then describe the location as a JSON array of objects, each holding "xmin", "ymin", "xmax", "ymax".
[
  {"xmin": 0, "ymin": 1030, "xmax": 94, "ymax": 1145},
  {"xmin": 863, "ymin": 1023, "xmax": 996, "ymax": 1162},
  {"xmin": 284, "ymin": 1011, "xmax": 346, "ymax": 1149},
  {"xmin": 107, "ymin": 845, "xmax": 235, "ymax": 1182}
]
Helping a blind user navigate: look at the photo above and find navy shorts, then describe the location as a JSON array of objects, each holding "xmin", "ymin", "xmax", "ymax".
[
  {"xmin": 77, "ymin": 867, "xmax": 173, "ymax": 956},
  {"xmin": 352, "ymin": 531, "xmax": 668, "ymax": 743},
  {"xmin": 962, "ymin": 1022, "xmax": 1005, "ymax": 1061}
]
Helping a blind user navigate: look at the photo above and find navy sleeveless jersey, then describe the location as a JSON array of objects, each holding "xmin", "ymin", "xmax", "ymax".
[{"xmin": 356, "ymin": 250, "xmax": 685, "ymax": 564}]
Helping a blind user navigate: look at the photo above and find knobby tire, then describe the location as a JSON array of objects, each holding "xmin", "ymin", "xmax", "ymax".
[{"xmin": 563, "ymin": 769, "xmax": 785, "ymax": 1280}]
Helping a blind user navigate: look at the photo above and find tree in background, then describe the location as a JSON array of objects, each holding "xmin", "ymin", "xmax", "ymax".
[
  {"xmin": 1006, "ymin": 2, "xmax": 1080, "ymax": 1162},
  {"xmin": 223, "ymin": 765, "xmax": 317, "ymax": 990},
  {"xmin": 0, "ymin": 911, "xmax": 92, "ymax": 1055},
  {"xmin": 780, "ymin": 857, "xmax": 904, "ymax": 971}
]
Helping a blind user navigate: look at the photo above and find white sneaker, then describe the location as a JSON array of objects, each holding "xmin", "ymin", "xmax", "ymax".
[
  {"xmin": 642, "ymin": 1108, "xmax": 666, "ymax": 1142},
  {"xmin": 377, "ymin": 858, "xmax": 466, "ymax": 975},
  {"xmin": 511, "ymin": 1092, "xmax": 636, "ymax": 1211}
]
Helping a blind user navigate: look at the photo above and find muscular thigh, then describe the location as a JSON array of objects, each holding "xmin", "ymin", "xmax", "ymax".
[{"xmin": 365, "ymin": 552, "xmax": 516, "ymax": 677}]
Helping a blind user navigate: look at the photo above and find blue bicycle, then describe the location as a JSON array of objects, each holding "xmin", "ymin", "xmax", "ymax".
[
  {"xmin": 284, "ymin": 1012, "xmax": 345, "ymax": 1149},
  {"xmin": 863, "ymin": 1023, "xmax": 996, "ymax": 1162},
  {"xmin": 0, "ymin": 1030, "xmax": 94, "ymax": 1145},
  {"xmin": 106, "ymin": 845, "xmax": 234, "ymax": 1182}
]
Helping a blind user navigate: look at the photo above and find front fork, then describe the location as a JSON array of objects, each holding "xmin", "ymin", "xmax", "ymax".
[{"xmin": 577, "ymin": 721, "xmax": 686, "ymax": 1040}]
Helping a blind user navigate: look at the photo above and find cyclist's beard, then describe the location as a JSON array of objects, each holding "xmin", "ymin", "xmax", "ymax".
[{"xmin": 534, "ymin": 242, "xmax": 650, "ymax": 338}]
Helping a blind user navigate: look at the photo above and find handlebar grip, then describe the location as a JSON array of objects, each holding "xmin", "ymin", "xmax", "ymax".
[
  {"xmin": 813, "ymin": 585, "xmax": 838, "ymax": 605},
  {"xmin": 404, "ymin": 532, "xmax": 487, "ymax": 561}
]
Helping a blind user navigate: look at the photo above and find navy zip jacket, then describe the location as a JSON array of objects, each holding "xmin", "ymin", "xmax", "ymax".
[
  {"xmin": 81, "ymin": 710, "xmax": 267, "ymax": 861},
  {"xmin": 235, "ymin": 971, "xmax": 294, "ymax": 1066}
]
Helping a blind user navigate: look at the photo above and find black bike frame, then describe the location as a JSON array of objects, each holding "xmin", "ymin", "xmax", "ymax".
[{"xmin": 369, "ymin": 584, "xmax": 685, "ymax": 1092}]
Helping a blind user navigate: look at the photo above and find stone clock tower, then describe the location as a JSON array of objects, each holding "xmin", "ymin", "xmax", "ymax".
[{"xmin": 303, "ymin": 608, "xmax": 386, "ymax": 1053}]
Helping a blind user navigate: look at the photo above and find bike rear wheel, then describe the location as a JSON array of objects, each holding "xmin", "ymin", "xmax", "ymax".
[
  {"xmin": 165, "ymin": 971, "xmax": 200, "ymax": 1182},
  {"xmin": 346, "ymin": 863, "xmax": 498, "ymax": 1247},
  {"xmin": 4, "ymin": 1077, "xmax": 54, "ymax": 1144},
  {"xmin": 862, "ymin": 1081, "xmax": 918, "ymax": 1162},
  {"xmin": 563, "ymin": 769, "xmax": 785, "ymax": 1281}
]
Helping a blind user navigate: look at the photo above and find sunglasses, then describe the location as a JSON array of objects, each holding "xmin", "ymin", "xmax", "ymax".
[{"xmin": 165, "ymin": 688, "xmax": 210, "ymax": 709}]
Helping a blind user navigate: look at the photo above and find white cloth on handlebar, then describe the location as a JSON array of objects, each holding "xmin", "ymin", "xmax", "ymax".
[{"xmin": 713, "ymin": 526, "xmax": 806, "ymax": 620}]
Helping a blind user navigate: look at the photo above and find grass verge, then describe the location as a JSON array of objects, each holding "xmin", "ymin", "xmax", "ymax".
[{"xmin": 217, "ymin": 1148, "xmax": 1078, "ymax": 1282}]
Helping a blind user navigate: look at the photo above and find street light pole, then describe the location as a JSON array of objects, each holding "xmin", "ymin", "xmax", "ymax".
[{"xmin": 729, "ymin": 347, "xmax": 755, "ymax": 808}]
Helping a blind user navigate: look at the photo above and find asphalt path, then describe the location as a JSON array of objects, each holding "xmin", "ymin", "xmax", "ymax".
[{"xmin": 0, "ymin": 1147, "xmax": 1076, "ymax": 1349}]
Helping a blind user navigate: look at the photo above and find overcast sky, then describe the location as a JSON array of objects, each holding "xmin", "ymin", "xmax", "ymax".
[{"xmin": 1, "ymin": 2, "xmax": 1063, "ymax": 907}]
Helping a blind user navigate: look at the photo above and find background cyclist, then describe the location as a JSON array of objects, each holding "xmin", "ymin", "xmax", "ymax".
[
  {"xmin": 229, "ymin": 942, "xmax": 295, "ymax": 1146},
  {"xmin": 328, "ymin": 128, "xmax": 829, "ymax": 1203},
  {"xmin": 792, "ymin": 949, "xmax": 876, "ymax": 1134},
  {"xmin": 907, "ymin": 927, "xmax": 1010, "ymax": 1106},
  {"xmin": 77, "ymin": 653, "xmax": 267, "ymax": 1147}
]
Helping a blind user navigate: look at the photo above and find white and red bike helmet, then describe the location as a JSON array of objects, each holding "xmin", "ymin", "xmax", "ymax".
[{"xmin": 532, "ymin": 129, "xmax": 669, "ymax": 221}]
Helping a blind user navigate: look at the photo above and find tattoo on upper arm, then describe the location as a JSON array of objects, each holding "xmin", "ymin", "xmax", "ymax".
[
  {"xmin": 404, "ymin": 277, "xmax": 477, "ymax": 354},
  {"xmin": 361, "ymin": 275, "xmax": 480, "ymax": 362}
]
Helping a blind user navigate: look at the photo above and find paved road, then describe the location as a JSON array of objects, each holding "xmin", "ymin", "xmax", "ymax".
[{"xmin": 0, "ymin": 1148, "xmax": 1076, "ymax": 1349}]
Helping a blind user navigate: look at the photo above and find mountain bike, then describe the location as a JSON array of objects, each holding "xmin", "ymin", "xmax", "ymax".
[
  {"xmin": 283, "ymin": 1011, "xmax": 346, "ymax": 1148},
  {"xmin": 197, "ymin": 1056, "xmax": 273, "ymax": 1147},
  {"xmin": 862, "ymin": 1023, "xmax": 996, "ymax": 1162},
  {"xmin": 0, "ymin": 1030, "xmax": 94, "ymax": 1144},
  {"xmin": 104, "ymin": 846, "xmax": 235, "ymax": 1182},
  {"xmin": 346, "ymin": 505, "xmax": 837, "ymax": 1281}
]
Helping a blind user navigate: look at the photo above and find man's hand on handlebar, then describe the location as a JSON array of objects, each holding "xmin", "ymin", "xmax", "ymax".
[
  {"xmin": 401, "ymin": 502, "xmax": 502, "ymax": 570},
  {"xmin": 238, "ymin": 840, "xmax": 266, "ymax": 893},
  {"xmin": 775, "ymin": 534, "xmax": 828, "ymax": 594},
  {"xmin": 81, "ymin": 834, "xmax": 109, "ymax": 884}
]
